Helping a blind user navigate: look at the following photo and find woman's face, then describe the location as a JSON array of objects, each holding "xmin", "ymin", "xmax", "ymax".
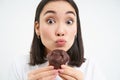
[{"xmin": 35, "ymin": 1, "xmax": 77, "ymax": 53}]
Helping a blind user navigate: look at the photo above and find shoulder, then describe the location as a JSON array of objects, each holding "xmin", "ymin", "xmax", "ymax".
[
  {"xmin": 74, "ymin": 55, "xmax": 96, "ymax": 72},
  {"xmin": 9, "ymin": 54, "xmax": 30, "ymax": 80},
  {"xmin": 12, "ymin": 53, "xmax": 48, "ymax": 72},
  {"xmin": 74, "ymin": 55, "xmax": 106, "ymax": 80},
  {"xmin": 12, "ymin": 53, "xmax": 30, "ymax": 67},
  {"xmin": 75, "ymin": 55, "xmax": 101, "ymax": 73},
  {"xmin": 11, "ymin": 54, "xmax": 31, "ymax": 74},
  {"xmin": 9, "ymin": 54, "xmax": 48, "ymax": 80}
]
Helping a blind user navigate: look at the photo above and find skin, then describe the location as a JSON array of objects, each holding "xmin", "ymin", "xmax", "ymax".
[
  {"xmin": 35, "ymin": 0, "xmax": 77, "ymax": 53},
  {"xmin": 28, "ymin": 1, "xmax": 83, "ymax": 80},
  {"xmin": 58, "ymin": 65, "xmax": 84, "ymax": 80}
]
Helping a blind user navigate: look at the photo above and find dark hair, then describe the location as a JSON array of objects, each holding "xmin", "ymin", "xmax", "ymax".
[{"xmin": 29, "ymin": 0, "xmax": 85, "ymax": 67}]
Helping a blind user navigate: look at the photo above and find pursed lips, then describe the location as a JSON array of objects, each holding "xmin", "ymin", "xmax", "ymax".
[{"xmin": 55, "ymin": 39, "xmax": 66, "ymax": 47}]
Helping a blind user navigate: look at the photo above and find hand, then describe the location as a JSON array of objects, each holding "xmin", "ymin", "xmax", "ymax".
[
  {"xmin": 58, "ymin": 65, "xmax": 84, "ymax": 80},
  {"xmin": 28, "ymin": 66, "xmax": 58, "ymax": 80}
]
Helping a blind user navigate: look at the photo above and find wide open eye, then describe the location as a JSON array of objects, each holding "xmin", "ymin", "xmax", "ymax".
[
  {"xmin": 66, "ymin": 19, "xmax": 74, "ymax": 25},
  {"xmin": 47, "ymin": 18, "xmax": 56, "ymax": 24}
]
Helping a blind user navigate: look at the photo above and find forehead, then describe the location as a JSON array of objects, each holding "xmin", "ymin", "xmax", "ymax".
[{"xmin": 41, "ymin": 1, "xmax": 76, "ymax": 15}]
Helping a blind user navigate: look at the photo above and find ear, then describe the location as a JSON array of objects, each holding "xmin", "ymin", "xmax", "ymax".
[{"xmin": 34, "ymin": 21, "xmax": 40, "ymax": 36}]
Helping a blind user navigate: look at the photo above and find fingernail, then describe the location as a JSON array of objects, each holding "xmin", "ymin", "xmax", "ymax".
[
  {"xmin": 54, "ymin": 70, "xmax": 58, "ymax": 73},
  {"xmin": 49, "ymin": 66, "xmax": 54, "ymax": 69},
  {"xmin": 61, "ymin": 65, "xmax": 65, "ymax": 68},
  {"xmin": 58, "ymin": 69, "xmax": 64, "ymax": 73}
]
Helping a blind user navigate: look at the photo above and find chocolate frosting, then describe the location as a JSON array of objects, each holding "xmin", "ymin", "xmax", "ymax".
[{"xmin": 47, "ymin": 49, "xmax": 69, "ymax": 69}]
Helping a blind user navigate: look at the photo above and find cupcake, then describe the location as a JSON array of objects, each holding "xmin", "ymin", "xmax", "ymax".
[{"xmin": 47, "ymin": 49, "xmax": 69, "ymax": 69}]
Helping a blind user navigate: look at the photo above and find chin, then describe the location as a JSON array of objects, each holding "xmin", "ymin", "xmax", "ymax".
[{"xmin": 53, "ymin": 47, "xmax": 69, "ymax": 52}]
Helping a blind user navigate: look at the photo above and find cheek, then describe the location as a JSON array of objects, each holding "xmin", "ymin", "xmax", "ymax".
[
  {"xmin": 69, "ymin": 27, "xmax": 77, "ymax": 37},
  {"xmin": 40, "ymin": 26, "xmax": 52, "ymax": 39},
  {"xmin": 39, "ymin": 27, "xmax": 51, "ymax": 48},
  {"xmin": 69, "ymin": 27, "xmax": 77, "ymax": 42},
  {"xmin": 67, "ymin": 27, "xmax": 76, "ymax": 43}
]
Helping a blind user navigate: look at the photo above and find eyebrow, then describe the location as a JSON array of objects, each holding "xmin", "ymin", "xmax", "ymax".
[
  {"xmin": 44, "ymin": 10, "xmax": 76, "ymax": 16},
  {"xmin": 66, "ymin": 11, "xmax": 76, "ymax": 16},
  {"xmin": 44, "ymin": 10, "xmax": 56, "ymax": 15}
]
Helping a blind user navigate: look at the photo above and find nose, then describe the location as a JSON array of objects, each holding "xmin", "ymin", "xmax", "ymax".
[
  {"xmin": 55, "ymin": 24, "xmax": 65, "ymax": 36},
  {"xmin": 56, "ymin": 33, "xmax": 64, "ymax": 36}
]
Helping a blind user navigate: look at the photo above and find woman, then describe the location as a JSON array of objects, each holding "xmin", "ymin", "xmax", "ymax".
[{"xmin": 9, "ymin": 0, "xmax": 106, "ymax": 80}]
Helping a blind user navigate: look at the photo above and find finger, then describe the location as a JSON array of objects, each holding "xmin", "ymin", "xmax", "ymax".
[
  {"xmin": 59, "ymin": 65, "xmax": 75, "ymax": 76},
  {"xmin": 59, "ymin": 65, "xmax": 83, "ymax": 79},
  {"xmin": 30, "ymin": 66, "xmax": 54, "ymax": 74},
  {"xmin": 32, "ymin": 69, "xmax": 58, "ymax": 80},
  {"xmin": 61, "ymin": 65, "xmax": 73, "ymax": 70},
  {"xmin": 37, "ymin": 74, "xmax": 57, "ymax": 80},
  {"xmin": 42, "ymin": 75, "xmax": 57, "ymax": 80},
  {"xmin": 59, "ymin": 73, "xmax": 76, "ymax": 80}
]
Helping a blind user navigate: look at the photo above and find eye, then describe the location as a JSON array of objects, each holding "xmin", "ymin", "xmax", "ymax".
[
  {"xmin": 47, "ymin": 18, "xmax": 56, "ymax": 24},
  {"xmin": 66, "ymin": 19, "xmax": 73, "ymax": 25}
]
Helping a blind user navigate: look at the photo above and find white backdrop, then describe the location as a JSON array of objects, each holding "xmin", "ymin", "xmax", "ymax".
[{"xmin": 0, "ymin": 0, "xmax": 120, "ymax": 80}]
